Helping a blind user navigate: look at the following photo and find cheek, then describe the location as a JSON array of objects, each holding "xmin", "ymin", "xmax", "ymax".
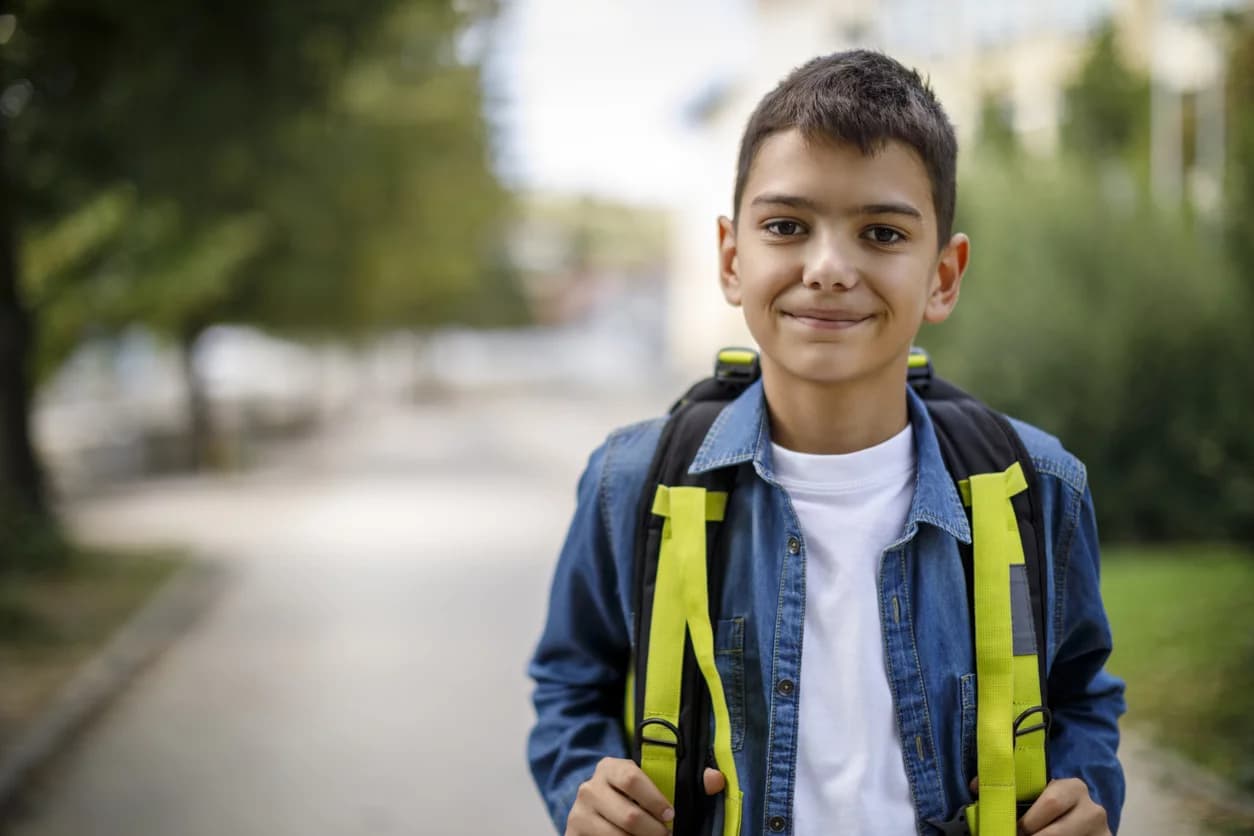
[
  {"xmin": 739, "ymin": 253, "xmax": 796, "ymax": 302},
  {"xmin": 883, "ymin": 265, "xmax": 935, "ymax": 311}
]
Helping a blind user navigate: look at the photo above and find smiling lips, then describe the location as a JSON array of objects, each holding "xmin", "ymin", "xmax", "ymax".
[{"xmin": 783, "ymin": 308, "xmax": 874, "ymax": 330}]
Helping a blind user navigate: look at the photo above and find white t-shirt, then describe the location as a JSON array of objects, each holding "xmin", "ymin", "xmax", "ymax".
[{"xmin": 770, "ymin": 424, "xmax": 918, "ymax": 836}]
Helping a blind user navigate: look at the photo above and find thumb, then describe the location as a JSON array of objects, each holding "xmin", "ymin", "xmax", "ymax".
[
  {"xmin": 970, "ymin": 776, "xmax": 979, "ymax": 796},
  {"xmin": 703, "ymin": 768, "xmax": 726, "ymax": 795}
]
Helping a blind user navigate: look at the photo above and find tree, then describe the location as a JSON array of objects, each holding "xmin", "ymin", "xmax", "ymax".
[
  {"xmin": 1060, "ymin": 24, "xmax": 1151, "ymax": 165},
  {"xmin": 1, "ymin": 0, "xmax": 515, "ymax": 567},
  {"xmin": 976, "ymin": 92, "xmax": 1018, "ymax": 157},
  {"xmin": 1223, "ymin": 11, "xmax": 1254, "ymax": 278},
  {"xmin": 937, "ymin": 155, "xmax": 1253, "ymax": 544},
  {"xmin": 0, "ymin": 110, "xmax": 48, "ymax": 553}
]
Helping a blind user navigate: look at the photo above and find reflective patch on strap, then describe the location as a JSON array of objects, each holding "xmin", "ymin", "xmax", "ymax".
[{"xmin": 1010, "ymin": 564, "xmax": 1037, "ymax": 656}]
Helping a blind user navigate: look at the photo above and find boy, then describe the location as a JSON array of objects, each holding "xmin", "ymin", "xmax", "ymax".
[{"xmin": 528, "ymin": 51, "xmax": 1124, "ymax": 836}]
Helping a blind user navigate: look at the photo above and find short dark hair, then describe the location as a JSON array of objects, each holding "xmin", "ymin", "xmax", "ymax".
[{"xmin": 733, "ymin": 50, "xmax": 959, "ymax": 245}]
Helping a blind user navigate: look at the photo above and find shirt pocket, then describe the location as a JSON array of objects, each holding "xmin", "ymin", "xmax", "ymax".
[
  {"xmin": 714, "ymin": 617, "xmax": 746, "ymax": 753},
  {"xmin": 960, "ymin": 672, "xmax": 977, "ymax": 782}
]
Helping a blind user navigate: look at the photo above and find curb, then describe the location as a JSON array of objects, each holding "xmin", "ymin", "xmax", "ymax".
[{"xmin": 0, "ymin": 558, "xmax": 229, "ymax": 815}]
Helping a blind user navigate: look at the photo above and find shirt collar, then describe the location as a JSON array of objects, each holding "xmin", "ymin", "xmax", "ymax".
[{"xmin": 688, "ymin": 379, "xmax": 971, "ymax": 544}]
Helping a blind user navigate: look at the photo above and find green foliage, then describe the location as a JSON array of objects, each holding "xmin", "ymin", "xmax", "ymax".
[
  {"xmin": 976, "ymin": 93, "xmax": 1018, "ymax": 158},
  {"xmin": 1060, "ymin": 24, "xmax": 1150, "ymax": 164},
  {"xmin": 0, "ymin": 496, "xmax": 70, "ymax": 573},
  {"xmin": 4, "ymin": 0, "xmax": 522, "ymax": 376},
  {"xmin": 931, "ymin": 21, "xmax": 1254, "ymax": 544},
  {"xmin": 1102, "ymin": 546, "xmax": 1254, "ymax": 794},
  {"xmin": 245, "ymin": 18, "xmax": 524, "ymax": 335},
  {"xmin": 927, "ymin": 154, "xmax": 1254, "ymax": 543},
  {"xmin": 1, "ymin": 0, "xmax": 521, "ymax": 565},
  {"xmin": 1223, "ymin": 12, "xmax": 1254, "ymax": 277}
]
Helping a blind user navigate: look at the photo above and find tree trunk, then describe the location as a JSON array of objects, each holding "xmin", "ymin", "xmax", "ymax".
[
  {"xmin": 0, "ymin": 120, "xmax": 52, "ymax": 554},
  {"xmin": 179, "ymin": 322, "xmax": 215, "ymax": 470}
]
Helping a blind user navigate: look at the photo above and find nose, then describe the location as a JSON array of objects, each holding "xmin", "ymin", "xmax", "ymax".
[{"xmin": 802, "ymin": 235, "xmax": 859, "ymax": 292}]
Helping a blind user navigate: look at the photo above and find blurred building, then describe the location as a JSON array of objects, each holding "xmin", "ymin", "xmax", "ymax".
[
  {"xmin": 510, "ymin": 192, "xmax": 669, "ymax": 327},
  {"xmin": 667, "ymin": 0, "xmax": 1243, "ymax": 376},
  {"xmin": 427, "ymin": 191, "xmax": 672, "ymax": 390}
]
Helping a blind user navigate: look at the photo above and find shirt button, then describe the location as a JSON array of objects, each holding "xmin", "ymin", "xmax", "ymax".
[
  {"xmin": 786, "ymin": 536, "xmax": 800, "ymax": 555},
  {"xmin": 777, "ymin": 678, "xmax": 795, "ymax": 696},
  {"xmin": 768, "ymin": 815, "xmax": 788, "ymax": 832}
]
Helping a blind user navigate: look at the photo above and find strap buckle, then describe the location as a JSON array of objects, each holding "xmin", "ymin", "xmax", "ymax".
[
  {"xmin": 929, "ymin": 801, "xmax": 1039, "ymax": 835},
  {"xmin": 714, "ymin": 348, "xmax": 759, "ymax": 385},
  {"xmin": 907, "ymin": 346, "xmax": 933, "ymax": 387},
  {"xmin": 926, "ymin": 704, "xmax": 1048, "ymax": 836},
  {"xmin": 636, "ymin": 717, "xmax": 685, "ymax": 762},
  {"xmin": 927, "ymin": 806, "xmax": 972, "ymax": 836},
  {"xmin": 1014, "ymin": 705, "xmax": 1052, "ymax": 739}
]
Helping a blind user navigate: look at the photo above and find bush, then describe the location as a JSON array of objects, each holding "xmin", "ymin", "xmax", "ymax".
[
  {"xmin": 0, "ymin": 501, "xmax": 71, "ymax": 575},
  {"xmin": 925, "ymin": 155, "xmax": 1254, "ymax": 543}
]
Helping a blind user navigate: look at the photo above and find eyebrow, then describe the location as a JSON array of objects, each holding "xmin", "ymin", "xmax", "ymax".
[
  {"xmin": 857, "ymin": 202, "xmax": 924, "ymax": 220},
  {"xmin": 750, "ymin": 193, "xmax": 923, "ymax": 221},
  {"xmin": 750, "ymin": 193, "xmax": 824, "ymax": 212}
]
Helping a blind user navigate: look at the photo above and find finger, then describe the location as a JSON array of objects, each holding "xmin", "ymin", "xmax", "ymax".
[
  {"xmin": 1019, "ymin": 779, "xmax": 1086, "ymax": 834},
  {"xmin": 1020, "ymin": 800, "xmax": 1110, "ymax": 836},
  {"xmin": 565, "ymin": 803, "xmax": 631, "ymax": 836},
  {"xmin": 969, "ymin": 776, "xmax": 979, "ymax": 796},
  {"xmin": 574, "ymin": 773, "xmax": 668, "ymax": 836},
  {"xmin": 704, "ymin": 768, "xmax": 726, "ymax": 796},
  {"xmin": 594, "ymin": 789, "xmax": 671, "ymax": 836},
  {"xmin": 598, "ymin": 759, "xmax": 675, "ymax": 826}
]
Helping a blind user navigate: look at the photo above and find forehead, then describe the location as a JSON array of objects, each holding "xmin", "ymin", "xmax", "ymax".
[{"xmin": 742, "ymin": 129, "xmax": 935, "ymax": 219}]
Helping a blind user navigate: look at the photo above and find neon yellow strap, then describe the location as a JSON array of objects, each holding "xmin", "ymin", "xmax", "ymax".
[
  {"xmin": 623, "ymin": 664, "xmax": 636, "ymax": 744},
  {"xmin": 639, "ymin": 488, "xmax": 689, "ymax": 804},
  {"xmin": 961, "ymin": 463, "xmax": 1047, "ymax": 835},
  {"xmin": 671, "ymin": 488, "xmax": 743, "ymax": 836},
  {"xmin": 717, "ymin": 348, "xmax": 756, "ymax": 366},
  {"xmin": 643, "ymin": 486, "xmax": 741, "ymax": 836},
  {"xmin": 1013, "ymin": 654, "xmax": 1047, "ymax": 801},
  {"xmin": 652, "ymin": 486, "xmax": 728, "ymax": 521}
]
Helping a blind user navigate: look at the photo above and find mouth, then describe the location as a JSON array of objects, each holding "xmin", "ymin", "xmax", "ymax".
[{"xmin": 782, "ymin": 309, "xmax": 874, "ymax": 331}]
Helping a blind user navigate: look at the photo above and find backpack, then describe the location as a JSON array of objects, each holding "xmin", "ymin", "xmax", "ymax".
[{"xmin": 624, "ymin": 348, "xmax": 1051, "ymax": 836}]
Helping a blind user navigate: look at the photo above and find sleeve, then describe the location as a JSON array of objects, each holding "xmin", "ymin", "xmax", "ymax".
[
  {"xmin": 1046, "ymin": 481, "xmax": 1127, "ymax": 833},
  {"xmin": 526, "ymin": 439, "xmax": 633, "ymax": 833}
]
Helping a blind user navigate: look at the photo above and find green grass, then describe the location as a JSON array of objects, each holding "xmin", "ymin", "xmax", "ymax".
[
  {"xmin": 0, "ymin": 548, "xmax": 183, "ymax": 749},
  {"xmin": 1101, "ymin": 545, "xmax": 1254, "ymax": 796}
]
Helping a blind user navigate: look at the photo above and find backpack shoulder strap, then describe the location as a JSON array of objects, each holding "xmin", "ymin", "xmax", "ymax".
[
  {"xmin": 915, "ymin": 368, "xmax": 1052, "ymax": 833},
  {"xmin": 628, "ymin": 350, "xmax": 754, "ymax": 836},
  {"xmin": 915, "ymin": 374, "xmax": 1050, "ymax": 715}
]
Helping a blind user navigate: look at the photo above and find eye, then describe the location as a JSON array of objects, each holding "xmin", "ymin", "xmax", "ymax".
[
  {"xmin": 864, "ymin": 226, "xmax": 905, "ymax": 245},
  {"xmin": 764, "ymin": 219, "xmax": 805, "ymax": 237}
]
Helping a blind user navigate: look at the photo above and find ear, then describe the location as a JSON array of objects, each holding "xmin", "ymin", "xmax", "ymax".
[
  {"xmin": 717, "ymin": 216, "xmax": 742, "ymax": 307},
  {"xmin": 923, "ymin": 232, "xmax": 969, "ymax": 324}
]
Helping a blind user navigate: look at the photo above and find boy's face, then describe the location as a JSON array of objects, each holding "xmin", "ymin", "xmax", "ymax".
[{"xmin": 718, "ymin": 129, "xmax": 968, "ymax": 392}]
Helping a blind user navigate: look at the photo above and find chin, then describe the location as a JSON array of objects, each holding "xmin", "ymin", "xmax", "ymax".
[{"xmin": 767, "ymin": 344, "xmax": 895, "ymax": 388}]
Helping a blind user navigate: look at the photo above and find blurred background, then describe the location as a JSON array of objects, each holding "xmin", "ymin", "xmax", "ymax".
[{"xmin": 1, "ymin": 0, "xmax": 1252, "ymax": 834}]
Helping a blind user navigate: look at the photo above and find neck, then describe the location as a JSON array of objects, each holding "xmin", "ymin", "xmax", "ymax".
[{"xmin": 761, "ymin": 361, "xmax": 909, "ymax": 455}]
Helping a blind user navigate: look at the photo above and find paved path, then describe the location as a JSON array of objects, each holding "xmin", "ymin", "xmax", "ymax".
[{"xmin": 2, "ymin": 391, "xmax": 1217, "ymax": 835}]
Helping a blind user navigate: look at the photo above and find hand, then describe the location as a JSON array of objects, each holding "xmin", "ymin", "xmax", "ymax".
[
  {"xmin": 969, "ymin": 777, "xmax": 1110, "ymax": 835},
  {"xmin": 565, "ymin": 759, "xmax": 727, "ymax": 835},
  {"xmin": 703, "ymin": 768, "xmax": 726, "ymax": 795},
  {"xmin": 1019, "ymin": 778, "xmax": 1110, "ymax": 835}
]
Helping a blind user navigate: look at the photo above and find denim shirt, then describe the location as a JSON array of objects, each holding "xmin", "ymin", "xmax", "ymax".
[{"xmin": 527, "ymin": 381, "xmax": 1126, "ymax": 835}]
